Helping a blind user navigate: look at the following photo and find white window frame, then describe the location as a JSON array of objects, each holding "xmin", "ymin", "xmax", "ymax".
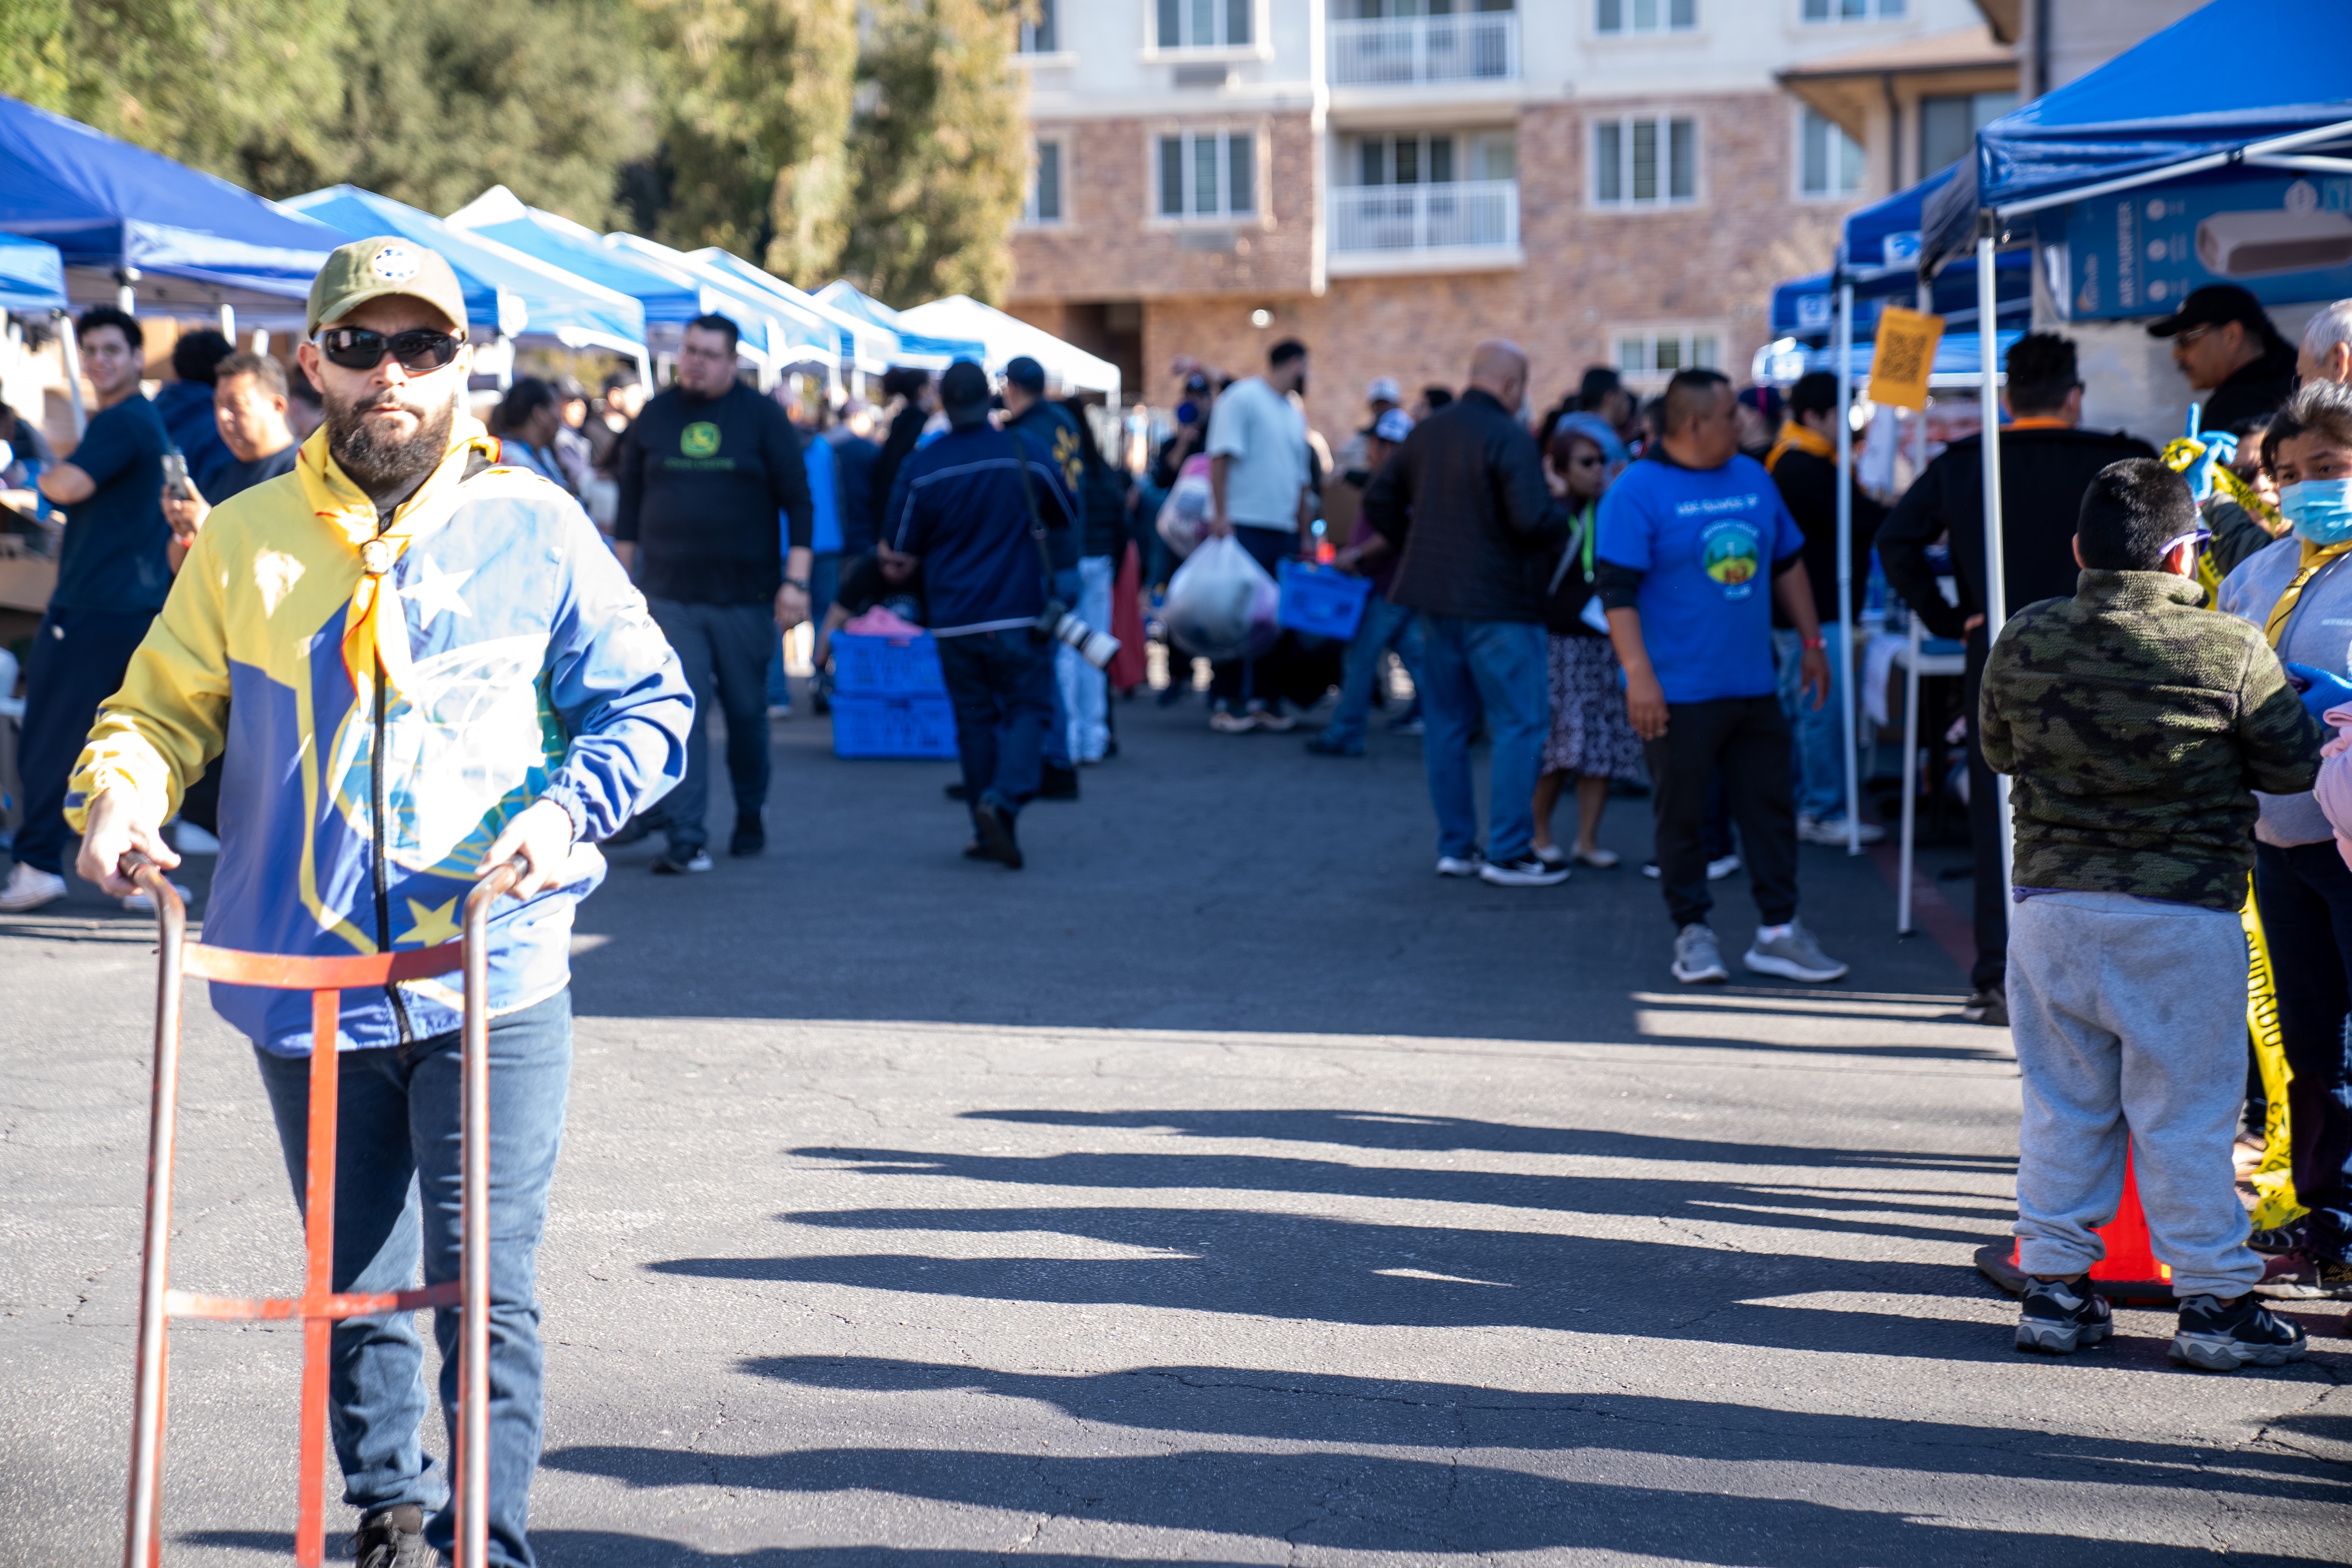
[
  {"xmin": 1799, "ymin": 0, "xmax": 1905, "ymax": 23},
  {"xmin": 1589, "ymin": 114, "xmax": 1700, "ymax": 210},
  {"xmin": 1149, "ymin": 124, "xmax": 1262, "ymax": 224},
  {"xmin": 1795, "ymin": 107, "xmax": 1863, "ymax": 200},
  {"xmin": 1613, "ymin": 324, "xmax": 1724, "ymax": 384},
  {"xmin": 1022, "ymin": 138, "xmax": 1066, "ymax": 227},
  {"xmin": 1594, "ymin": 0, "xmax": 1697, "ymax": 36},
  {"xmin": 1139, "ymin": 0, "xmax": 1272, "ymax": 62},
  {"xmin": 1016, "ymin": 0, "xmax": 1078, "ymax": 67}
]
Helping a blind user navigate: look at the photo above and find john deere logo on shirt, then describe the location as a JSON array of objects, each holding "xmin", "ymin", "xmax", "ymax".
[{"xmin": 681, "ymin": 421, "xmax": 721, "ymax": 459}]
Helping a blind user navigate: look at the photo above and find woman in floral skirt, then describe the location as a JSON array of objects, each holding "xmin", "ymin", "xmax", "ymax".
[{"xmin": 1532, "ymin": 413, "xmax": 1645, "ymax": 868}]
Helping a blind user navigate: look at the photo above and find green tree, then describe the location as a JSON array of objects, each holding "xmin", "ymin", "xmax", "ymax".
[
  {"xmin": 0, "ymin": 0, "xmax": 74, "ymax": 117},
  {"xmin": 324, "ymin": 0, "xmax": 653, "ymax": 222},
  {"xmin": 839, "ymin": 0, "xmax": 1029, "ymax": 307},
  {"xmin": 640, "ymin": 0, "xmax": 858, "ymax": 282}
]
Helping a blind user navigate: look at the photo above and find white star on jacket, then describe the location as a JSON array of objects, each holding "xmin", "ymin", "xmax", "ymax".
[{"xmin": 405, "ymin": 557, "xmax": 474, "ymax": 628}]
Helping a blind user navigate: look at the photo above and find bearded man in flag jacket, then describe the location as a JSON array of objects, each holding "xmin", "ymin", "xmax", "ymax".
[{"xmin": 69, "ymin": 238, "xmax": 693, "ymax": 1568}]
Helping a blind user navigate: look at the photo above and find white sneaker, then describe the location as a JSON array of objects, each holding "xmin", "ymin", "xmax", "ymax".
[
  {"xmin": 1744, "ymin": 918, "xmax": 1849, "ymax": 983},
  {"xmin": 0, "ymin": 862, "xmax": 67, "ymax": 912},
  {"xmin": 1797, "ymin": 814, "xmax": 1886, "ymax": 846},
  {"xmin": 1708, "ymin": 853, "xmax": 1743, "ymax": 880},
  {"xmin": 174, "ymin": 821, "xmax": 220, "ymax": 854},
  {"xmin": 1671, "ymin": 923, "xmax": 1730, "ymax": 984},
  {"xmin": 1209, "ymin": 709, "xmax": 1258, "ymax": 735},
  {"xmin": 1436, "ymin": 853, "xmax": 1485, "ymax": 877},
  {"xmin": 121, "ymin": 882, "xmax": 193, "ymax": 916}
]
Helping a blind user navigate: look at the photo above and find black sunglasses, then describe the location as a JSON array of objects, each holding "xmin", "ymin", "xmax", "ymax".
[{"xmin": 315, "ymin": 326, "xmax": 465, "ymax": 373}]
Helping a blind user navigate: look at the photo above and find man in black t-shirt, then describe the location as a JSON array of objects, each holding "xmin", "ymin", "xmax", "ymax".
[
  {"xmin": 812, "ymin": 546, "xmax": 927, "ymax": 671},
  {"xmin": 3, "ymin": 306, "xmax": 172, "ymax": 912},
  {"xmin": 613, "ymin": 314, "xmax": 813, "ymax": 871}
]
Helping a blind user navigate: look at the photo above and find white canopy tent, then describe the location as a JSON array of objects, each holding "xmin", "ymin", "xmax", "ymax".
[{"xmin": 892, "ymin": 294, "xmax": 1121, "ymax": 404}]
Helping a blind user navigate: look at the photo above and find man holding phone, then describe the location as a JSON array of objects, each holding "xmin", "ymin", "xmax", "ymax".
[{"xmin": 0, "ymin": 305, "xmax": 172, "ymax": 912}]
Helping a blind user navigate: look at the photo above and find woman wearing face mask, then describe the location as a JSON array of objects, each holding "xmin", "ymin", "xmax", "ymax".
[{"xmin": 2216, "ymin": 377, "xmax": 2352, "ymax": 1303}]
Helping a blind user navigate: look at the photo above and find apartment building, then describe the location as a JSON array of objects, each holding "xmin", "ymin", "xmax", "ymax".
[{"xmin": 1006, "ymin": 0, "xmax": 1995, "ymax": 440}]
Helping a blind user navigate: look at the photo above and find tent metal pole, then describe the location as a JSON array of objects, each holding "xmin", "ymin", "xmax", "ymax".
[
  {"xmin": 57, "ymin": 312, "xmax": 87, "ymax": 440},
  {"xmin": 1976, "ymin": 230, "xmax": 2012, "ymax": 892},
  {"xmin": 218, "ymin": 304, "xmax": 235, "ymax": 342},
  {"xmin": 1835, "ymin": 279, "xmax": 1861, "ymax": 856}
]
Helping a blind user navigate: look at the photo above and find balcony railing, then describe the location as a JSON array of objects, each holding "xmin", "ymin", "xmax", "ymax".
[
  {"xmin": 1330, "ymin": 179, "xmax": 1519, "ymax": 254},
  {"xmin": 1328, "ymin": 13, "xmax": 1520, "ymax": 87}
]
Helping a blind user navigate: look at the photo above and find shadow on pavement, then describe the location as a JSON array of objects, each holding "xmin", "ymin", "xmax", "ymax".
[{"xmin": 533, "ymin": 1442, "xmax": 2346, "ymax": 1564}]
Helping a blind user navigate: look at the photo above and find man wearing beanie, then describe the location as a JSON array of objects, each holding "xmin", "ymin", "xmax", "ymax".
[
  {"xmin": 879, "ymin": 360, "xmax": 1078, "ymax": 868},
  {"xmin": 69, "ymin": 236, "xmax": 694, "ymax": 1567}
]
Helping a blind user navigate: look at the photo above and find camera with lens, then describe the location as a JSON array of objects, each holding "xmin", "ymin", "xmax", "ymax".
[{"xmin": 1031, "ymin": 598, "xmax": 1121, "ymax": 670}]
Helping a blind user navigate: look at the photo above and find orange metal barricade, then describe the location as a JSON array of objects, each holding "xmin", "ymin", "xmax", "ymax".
[{"xmin": 122, "ymin": 858, "xmax": 519, "ymax": 1568}]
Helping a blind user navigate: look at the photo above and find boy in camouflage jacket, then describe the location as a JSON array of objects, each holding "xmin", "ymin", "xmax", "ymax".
[{"xmin": 1980, "ymin": 458, "xmax": 2318, "ymax": 1371}]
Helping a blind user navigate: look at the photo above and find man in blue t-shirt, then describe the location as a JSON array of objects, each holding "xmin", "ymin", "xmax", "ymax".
[
  {"xmin": 1, "ymin": 306, "xmax": 173, "ymax": 912},
  {"xmin": 1594, "ymin": 368, "xmax": 1848, "ymax": 986}
]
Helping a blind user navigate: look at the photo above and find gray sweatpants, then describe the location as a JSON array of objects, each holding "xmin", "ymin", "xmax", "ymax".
[{"xmin": 2009, "ymin": 889, "xmax": 2263, "ymax": 1297}]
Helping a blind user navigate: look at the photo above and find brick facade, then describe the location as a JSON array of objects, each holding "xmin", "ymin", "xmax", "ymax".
[{"xmin": 1009, "ymin": 92, "xmax": 1848, "ymax": 444}]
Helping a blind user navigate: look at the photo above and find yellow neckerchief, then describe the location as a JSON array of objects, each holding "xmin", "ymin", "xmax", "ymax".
[
  {"xmin": 294, "ymin": 415, "xmax": 500, "ymax": 706},
  {"xmin": 1763, "ymin": 419, "xmax": 1834, "ymax": 475},
  {"xmin": 2263, "ymin": 538, "xmax": 2352, "ymax": 647},
  {"xmin": 2212, "ymin": 462, "xmax": 2287, "ymax": 534}
]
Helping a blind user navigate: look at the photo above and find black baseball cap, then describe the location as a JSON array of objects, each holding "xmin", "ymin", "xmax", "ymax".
[
  {"xmin": 2147, "ymin": 283, "xmax": 2279, "ymax": 341},
  {"xmin": 940, "ymin": 360, "xmax": 993, "ymax": 427},
  {"xmin": 1005, "ymin": 355, "xmax": 1046, "ymax": 393}
]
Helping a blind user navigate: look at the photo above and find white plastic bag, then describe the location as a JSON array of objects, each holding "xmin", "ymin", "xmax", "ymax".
[
  {"xmin": 1155, "ymin": 454, "xmax": 1212, "ymax": 560},
  {"xmin": 1164, "ymin": 534, "xmax": 1281, "ymax": 663}
]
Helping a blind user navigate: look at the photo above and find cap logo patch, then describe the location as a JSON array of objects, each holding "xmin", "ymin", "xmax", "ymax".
[{"xmin": 371, "ymin": 245, "xmax": 420, "ymax": 283}]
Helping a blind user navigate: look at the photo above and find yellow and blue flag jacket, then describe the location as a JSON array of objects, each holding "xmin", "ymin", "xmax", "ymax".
[{"xmin": 67, "ymin": 417, "xmax": 693, "ymax": 1056}]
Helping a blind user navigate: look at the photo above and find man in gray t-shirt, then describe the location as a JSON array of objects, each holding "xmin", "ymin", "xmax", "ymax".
[{"xmin": 1202, "ymin": 339, "xmax": 1313, "ymax": 732}]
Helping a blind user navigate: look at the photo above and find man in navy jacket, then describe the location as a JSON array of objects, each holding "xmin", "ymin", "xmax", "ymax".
[{"xmin": 882, "ymin": 360, "xmax": 1077, "ymax": 868}]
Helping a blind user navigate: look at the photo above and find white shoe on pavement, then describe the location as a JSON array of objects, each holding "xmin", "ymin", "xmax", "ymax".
[
  {"xmin": 1797, "ymin": 814, "xmax": 1886, "ymax": 846},
  {"xmin": 1209, "ymin": 709, "xmax": 1258, "ymax": 734},
  {"xmin": 1671, "ymin": 923, "xmax": 1729, "ymax": 984},
  {"xmin": 1435, "ymin": 853, "xmax": 1484, "ymax": 877},
  {"xmin": 1481, "ymin": 854, "xmax": 1570, "ymax": 887},
  {"xmin": 1744, "ymin": 918, "xmax": 1849, "ymax": 982},
  {"xmin": 175, "ymin": 821, "xmax": 221, "ymax": 854},
  {"xmin": 0, "ymin": 863, "xmax": 67, "ymax": 912},
  {"xmin": 1643, "ymin": 854, "xmax": 1742, "ymax": 881}
]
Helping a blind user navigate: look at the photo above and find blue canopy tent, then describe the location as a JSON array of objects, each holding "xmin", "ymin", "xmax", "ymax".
[
  {"xmin": 446, "ymin": 187, "xmax": 702, "ymax": 339},
  {"xmin": 280, "ymin": 186, "xmax": 646, "ymax": 365},
  {"xmin": 686, "ymin": 249, "xmax": 898, "ymax": 379},
  {"xmin": 814, "ymin": 280, "xmax": 987, "ymax": 368},
  {"xmin": 603, "ymin": 233, "xmax": 837, "ymax": 383},
  {"xmin": 0, "ymin": 93, "xmax": 339, "ymax": 320},
  {"xmin": 0, "ymin": 232, "xmax": 66, "ymax": 313},
  {"xmin": 1912, "ymin": 0, "xmax": 2352, "ymax": 892}
]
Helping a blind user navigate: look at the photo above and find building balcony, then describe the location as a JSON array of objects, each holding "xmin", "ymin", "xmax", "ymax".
[
  {"xmin": 1327, "ymin": 13, "xmax": 1520, "ymax": 88},
  {"xmin": 1327, "ymin": 179, "xmax": 1521, "ymax": 276}
]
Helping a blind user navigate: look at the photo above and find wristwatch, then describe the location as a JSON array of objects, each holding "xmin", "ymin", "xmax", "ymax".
[{"xmin": 783, "ymin": 577, "xmax": 811, "ymax": 593}]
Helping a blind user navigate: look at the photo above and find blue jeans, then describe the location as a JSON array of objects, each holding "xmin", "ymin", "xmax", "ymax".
[
  {"xmin": 647, "ymin": 598, "xmax": 773, "ymax": 854},
  {"xmin": 1055, "ymin": 554, "xmax": 1115, "ymax": 762},
  {"xmin": 936, "ymin": 629, "xmax": 1056, "ymax": 821},
  {"xmin": 12, "ymin": 606, "xmax": 155, "ymax": 873},
  {"xmin": 1317, "ymin": 594, "xmax": 1425, "ymax": 751},
  {"xmin": 252, "ymin": 990, "xmax": 573, "ymax": 1568},
  {"xmin": 1772, "ymin": 622, "xmax": 1847, "ymax": 821},
  {"xmin": 1416, "ymin": 615, "xmax": 1548, "ymax": 862}
]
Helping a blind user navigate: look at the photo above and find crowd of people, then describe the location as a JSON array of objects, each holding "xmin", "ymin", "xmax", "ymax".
[{"xmin": 7, "ymin": 220, "xmax": 2352, "ymax": 1563}]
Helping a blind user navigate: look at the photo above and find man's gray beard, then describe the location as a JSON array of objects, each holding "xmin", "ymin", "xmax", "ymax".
[{"xmin": 325, "ymin": 387, "xmax": 457, "ymax": 507}]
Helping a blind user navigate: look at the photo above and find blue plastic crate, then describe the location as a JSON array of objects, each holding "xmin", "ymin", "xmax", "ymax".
[
  {"xmin": 831, "ymin": 631, "xmax": 947, "ymax": 695},
  {"xmin": 831, "ymin": 693, "xmax": 959, "ymax": 760},
  {"xmin": 1276, "ymin": 559, "xmax": 1373, "ymax": 640}
]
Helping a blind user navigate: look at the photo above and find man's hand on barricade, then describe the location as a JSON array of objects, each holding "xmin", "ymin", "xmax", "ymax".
[
  {"xmin": 76, "ymin": 789, "xmax": 180, "ymax": 898},
  {"xmin": 2285, "ymin": 662, "xmax": 2352, "ymax": 725},
  {"xmin": 485, "ymin": 799, "xmax": 577, "ymax": 901}
]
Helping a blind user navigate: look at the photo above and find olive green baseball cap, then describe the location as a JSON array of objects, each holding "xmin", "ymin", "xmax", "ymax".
[{"xmin": 305, "ymin": 236, "xmax": 469, "ymax": 336}]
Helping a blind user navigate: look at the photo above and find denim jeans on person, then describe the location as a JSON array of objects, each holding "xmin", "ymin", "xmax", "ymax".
[
  {"xmin": 1645, "ymin": 696, "xmax": 1800, "ymax": 930},
  {"xmin": 646, "ymin": 597, "xmax": 772, "ymax": 855},
  {"xmin": 1208, "ymin": 524, "xmax": 1296, "ymax": 714},
  {"xmin": 936, "ymin": 629, "xmax": 1057, "ymax": 819},
  {"xmin": 251, "ymin": 990, "xmax": 573, "ymax": 1568},
  {"xmin": 1055, "ymin": 553, "xmax": 1116, "ymax": 762},
  {"xmin": 1416, "ymin": 615, "xmax": 1547, "ymax": 862},
  {"xmin": 2252, "ymin": 839, "xmax": 2352, "ymax": 1262},
  {"xmin": 2008, "ymin": 890, "xmax": 2265, "ymax": 1295},
  {"xmin": 1771, "ymin": 622, "xmax": 1847, "ymax": 822},
  {"xmin": 766, "ymin": 552, "xmax": 840, "ymax": 708},
  {"xmin": 1318, "ymin": 596, "xmax": 1426, "ymax": 751},
  {"xmin": 11, "ymin": 606, "xmax": 154, "ymax": 874}
]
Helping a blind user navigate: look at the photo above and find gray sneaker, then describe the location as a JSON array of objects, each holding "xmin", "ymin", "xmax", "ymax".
[
  {"xmin": 1671, "ymin": 923, "xmax": 1729, "ymax": 984},
  {"xmin": 1743, "ymin": 918, "xmax": 1848, "ymax": 983}
]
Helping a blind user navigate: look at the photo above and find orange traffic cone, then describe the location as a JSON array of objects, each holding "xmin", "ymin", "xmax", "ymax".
[{"xmin": 1976, "ymin": 1147, "xmax": 2176, "ymax": 1305}]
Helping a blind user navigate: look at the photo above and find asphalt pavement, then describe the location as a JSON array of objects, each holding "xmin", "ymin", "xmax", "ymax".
[{"xmin": 1, "ymin": 686, "xmax": 2346, "ymax": 1565}]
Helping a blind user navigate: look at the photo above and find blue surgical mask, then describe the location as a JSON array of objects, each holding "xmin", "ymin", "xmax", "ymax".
[{"xmin": 2282, "ymin": 478, "xmax": 2352, "ymax": 545}]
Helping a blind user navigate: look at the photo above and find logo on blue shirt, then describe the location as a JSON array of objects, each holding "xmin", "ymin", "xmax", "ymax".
[{"xmin": 1700, "ymin": 520, "xmax": 1763, "ymax": 600}]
